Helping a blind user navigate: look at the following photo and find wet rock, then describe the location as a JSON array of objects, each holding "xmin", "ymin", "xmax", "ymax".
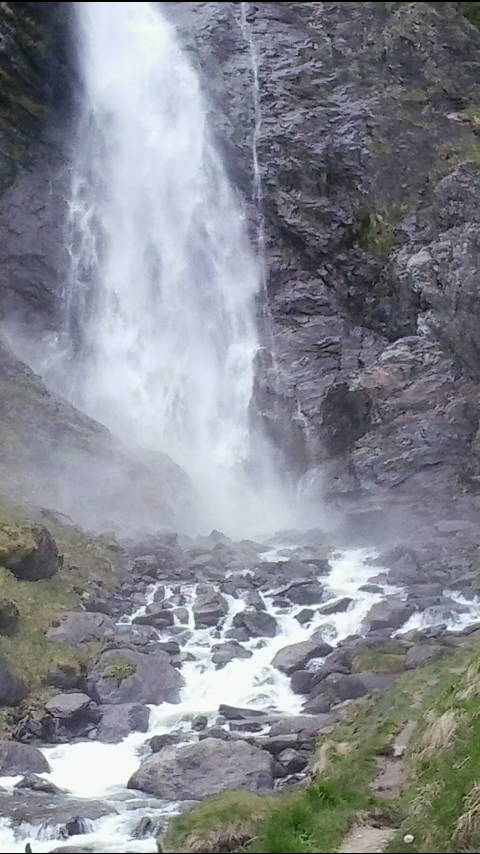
[
  {"xmin": 47, "ymin": 612, "xmax": 116, "ymax": 645},
  {"xmin": 127, "ymin": 737, "xmax": 274, "ymax": 800},
  {"xmin": 272, "ymin": 639, "xmax": 333, "ymax": 676},
  {"xmin": 280, "ymin": 581, "xmax": 324, "ymax": 605},
  {"xmin": 146, "ymin": 733, "xmax": 181, "ymax": 754},
  {"xmin": 192, "ymin": 715, "xmax": 208, "ymax": 731},
  {"xmin": 277, "ymin": 748, "xmax": 309, "ymax": 774},
  {"xmin": 232, "ymin": 609, "xmax": 278, "ymax": 638},
  {"xmin": 244, "ymin": 590, "xmax": 265, "ymax": 610},
  {"xmin": 15, "ymin": 774, "xmax": 62, "ymax": 794},
  {"xmin": 193, "ymin": 584, "xmax": 229, "ymax": 628},
  {"xmin": 45, "ymin": 693, "xmax": 92, "ymax": 721},
  {"xmin": 0, "ymin": 741, "xmax": 49, "ymax": 774},
  {"xmin": 88, "ymin": 649, "xmax": 184, "ymax": 705},
  {"xmin": 0, "ymin": 655, "xmax": 27, "ymax": 705},
  {"xmin": 218, "ymin": 704, "xmax": 267, "ymax": 721},
  {"xmin": 96, "ymin": 703, "xmax": 150, "ymax": 743},
  {"xmin": 363, "ymin": 599, "xmax": 415, "ymax": 632},
  {"xmin": 133, "ymin": 604, "xmax": 175, "ymax": 630},
  {"xmin": 133, "ymin": 815, "xmax": 163, "ymax": 839},
  {"xmin": 0, "ymin": 599, "xmax": 19, "ymax": 636},
  {"xmin": 290, "ymin": 670, "xmax": 314, "ymax": 695},
  {"xmin": 174, "ymin": 606, "xmax": 189, "ymax": 624},
  {"xmin": 295, "ymin": 608, "xmax": 315, "ymax": 625},
  {"xmin": 211, "ymin": 640, "xmax": 253, "ymax": 667},
  {"xmin": 317, "ymin": 597, "xmax": 353, "ymax": 615},
  {"xmin": 405, "ymin": 644, "xmax": 446, "ymax": 669},
  {"xmin": 1, "ymin": 525, "xmax": 60, "ymax": 581},
  {"xmin": 2, "ymin": 794, "xmax": 114, "ymax": 834},
  {"xmin": 303, "ymin": 689, "xmax": 336, "ymax": 715}
]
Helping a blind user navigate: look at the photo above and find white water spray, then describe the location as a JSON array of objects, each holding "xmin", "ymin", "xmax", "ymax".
[{"xmin": 50, "ymin": 0, "xmax": 293, "ymax": 536}]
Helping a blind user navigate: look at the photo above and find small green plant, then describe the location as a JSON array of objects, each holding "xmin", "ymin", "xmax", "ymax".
[{"xmin": 102, "ymin": 658, "xmax": 136, "ymax": 683}]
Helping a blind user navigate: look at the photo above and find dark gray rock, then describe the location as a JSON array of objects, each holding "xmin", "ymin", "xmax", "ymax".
[
  {"xmin": 232, "ymin": 609, "xmax": 278, "ymax": 638},
  {"xmin": 0, "ymin": 740, "xmax": 49, "ymax": 775},
  {"xmin": 295, "ymin": 608, "xmax": 315, "ymax": 625},
  {"xmin": 44, "ymin": 693, "xmax": 92, "ymax": 721},
  {"xmin": 3, "ymin": 525, "xmax": 59, "ymax": 581},
  {"xmin": 218, "ymin": 704, "xmax": 267, "ymax": 721},
  {"xmin": 47, "ymin": 612, "xmax": 116, "ymax": 645},
  {"xmin": 0, "ymin": 599, "xmax": 19, "ymax": 636},
  {"xmin": 192, "ymin": 585, "xmax": 229, "ymax": 628},
  {"xmin": 96, "ymin": 703, "xmax": 150, "ymax": 743},
  {"xmin": 317, "ymin": 597, "xmax": 353, "ymax": 616},
  {"xmin": 364, "ymin": 599, "xmax": 416, "ymax": 632},
  {"xmin": 87, "ymin": 649, "xmax": 184, "ymax": 705},
  {"xmin": 405, "ymin": 644, "xmax": 446, "ymax": 669},
  {"xmin": 272, "ymin": 639, "xmax": 333, "ymax": 676},
  {"xmin": 279, "ymin": 581, "xmax": 324, "ymax": 606},
  {"xmin": 127, "ymin": 737, "xmax": 274, "ymax": 799},
  {"xmin": 277, "ymin": 748, "xmax": 309, "ymax": 774},
  {"xmin": 0, "ymin": 656, "xmax": 27, "ymax": 705},
  {"xmin": 133, "ymin": 604, "xmax": 175, "ymax": 630},
  {"xmin": 107, "ymin": 624, "xmax": 159, "ymax": 647},
  {"xmin": 211, "ymin": 641, "xmax": 252, "ymax": 667},
  {"xmin": 290, "ymin": 670, "xmax": 314, "ymax": 695},
  {"xmin": 146, "ymin": 733, "xmax": 181, "ymax": 754}
]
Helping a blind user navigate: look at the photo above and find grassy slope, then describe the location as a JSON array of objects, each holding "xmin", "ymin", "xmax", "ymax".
[
  {"xmin": 163, "ymin": 638, "xmax": 480, "ymax": 854},
  {"xmin": 0, "ymin": 495, "xmax": 122, "ymax": 734}
]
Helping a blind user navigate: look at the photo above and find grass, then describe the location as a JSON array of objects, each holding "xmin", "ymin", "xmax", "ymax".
[
  {"xmin": 162, "ymin": 643, "xmax": 480, "ymax": 854},
  {"xmin": 102, "ymin": 658, "xmax": 136, "ymax": 683},
  {"xmin": 0, "ymin": 495, "xmax": 123, "ymax": 734}
]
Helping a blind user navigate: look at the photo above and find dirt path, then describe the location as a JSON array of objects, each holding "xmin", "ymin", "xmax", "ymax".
[{"xmin": 336, "ymin": 720, "xmax": 416, "ymax": 854}]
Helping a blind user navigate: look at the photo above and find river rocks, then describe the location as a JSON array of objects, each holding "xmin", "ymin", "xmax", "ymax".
[
  {"xmin": 364, "ymin": 599, "xmax": 416, "ymax": 633},
  {"xmin": 45, "ymin": 692, "xmax": 92, "ymax": 720},
  {"xmin": 0, "ymin": 655, "xmax": 28, "ymax": 705},
  {"xmin": 0, "ymin": 740, "xmax": 49, "ymax": 774},
  {"xmin": 232, "ymin": 609, "xmax": 278, "ymax": 638},
  {"xmin": 133, "ymin": 603, "xmax": 175, "ymax": 630},
  {"xmin": 127, "ymin": 737, "xmax": 274, "ymax": 800},
  {"xmin": 87, "ymin": 648, "xmax": 184, "ymax": 705},
  {"xmin": 211, "ymin": 641, "xmax": 252, "ymax": 667},
  {"xmin": 192, "ymin": 585, "xmax": 228, "ymax": 628},
  {"xmin": 280, "ymin": 581, "xmax": 324, "ymax": 606},
  {"xmin": 47, "ymin": 612, "xmax": 116, "ymax": 645},
  {"xmin": 317, "ymin": 597, "xmax": 353, "ymax": 616},
  {"xmin": 0, "ymin": 524, "xmax": 60, "ymax": 581},
  {"xmin": 107, "ymin": 624, "xmax": 159, "ymax": 647},
  {"xmin": 272, "ymin": 639, "xmax": 333, "ymax": 676},
  {"xmin": 15, "ymin": 774, "xmax": 63, "ymax": 794},
  {"xmin": 96, "ymin": 703, "xmax": 150, "ymax": 743},
  {"xmin": 0, "ymin": 599, "xmax": 19, "ymax": 636}
]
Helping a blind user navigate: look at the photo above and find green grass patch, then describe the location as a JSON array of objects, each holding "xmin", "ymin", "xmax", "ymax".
[{"xmin": 102, "ymin": 658, "xmax": 136, "ymax": 683}]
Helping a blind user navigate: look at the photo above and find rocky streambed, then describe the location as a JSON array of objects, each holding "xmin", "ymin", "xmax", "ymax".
[{"xmin": 0, "ymin": 523, "xmax": 480, "ymax": 852}]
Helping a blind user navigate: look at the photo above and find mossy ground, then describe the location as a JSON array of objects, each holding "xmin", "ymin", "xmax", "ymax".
[
  {"xmin": 0, "ymin": 495, "xmax": 123, "ymax": 734},
  {"xmin": 163, "ymin": 640, "xmax": 480, "ymax": 854}
]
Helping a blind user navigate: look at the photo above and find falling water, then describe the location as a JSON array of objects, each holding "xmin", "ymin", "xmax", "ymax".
[{"xmin": 55, "ymin": 0, "xmax": 292, "ymax": 536}]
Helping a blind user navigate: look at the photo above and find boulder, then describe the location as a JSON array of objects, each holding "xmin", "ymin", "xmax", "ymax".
[
  {"xmin": 211, "ymin": 641, "xmax": 252, "ymax": 667},
  {"xmin": 87, "ymin": 649, "xmax": 184, "ymax": 705},
  {"xmin": 232, "ymin": 609, "xmax": 278, "ymax": 638},
  {"xmin": 127, "ymin": 737, "xmax": 274, "ymax": 800},
  {"xmin": 0, "ymin": 655, "xmax": 28, "ymax": 705},
  {"xmin": 96, "ymin": 703, "xmax": 150, "ymax": 743},
  {"xmin": 405, "ymin": 644, "xmax": 445, "ymax": 669},
  {"xmin": 0, "ymin": 524, "xmax": 59, "ymax": 581},
  {"xmin": 107, "ymin": 624, "xmax": 159, "ymax": 646},
  {"xmin": 0, "ymin": 599, "xmax": 19, "ymax": 636},
  {"xmin": 317, "ymin": 597, "xmax": 353, "ymax": 616},
  {"xmin": 218, "ymin": 704, "xmax": 267, "ymax": 721},
  {"xmin": 363, "ymin": 599, "xmax": 415, "ymax": 632},
  {"xmin": 0, "ymin": 740, "xmax": 49, "ymax": 774},
  {"xmin": 290, "ymin": 670, "xmax": 314, "ymax": 695},
  {"xmin": 46, "ymin": 612, "xmax": 116, "ymax": 645},
  {"xmin": 15, "ymin": 774, "xmax": 62, "ymax": 794},
  {"xmin": 133, "ymin": 604, "xmax": 175, "ymax": 630},
  {"xmin": 281, "ymin": 582, "xmax": 324, "ymax": 605},
  {"xmin": 44, "ymin": 693, "xmax": 92, "ymax": 721},
  {"xmin": 192, "ymin": 585, "xmax": 229, "ymax": 628},
  {"xmin": 272, "ymin": 639, "xmax": 333, "ymax": 676}
]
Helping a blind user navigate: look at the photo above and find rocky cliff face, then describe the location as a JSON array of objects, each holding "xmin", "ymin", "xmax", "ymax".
[{"xmin": 163, "ymin": 1, "xmax": 480, "ymax": 534}]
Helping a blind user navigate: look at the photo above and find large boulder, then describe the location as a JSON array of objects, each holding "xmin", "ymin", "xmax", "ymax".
[
  {"xmin": 44, "ymin": 692, "xmax": 92, "ymax": 721},
  {"xmin": 127, "ymin": 737, "xmax": 274, "ymax": 800},
  {"xmin": 211, "ymin": 641, "xmax": 252, "ymax": 668},
  {"xmin": 193, "ymin": 584, "xmax": 229, "ymax": 628},
  {"xmin": 0, "ymin": 655, "xmax": 28, "ymax": 705},
  {"xmin": 46, "ymin": 612, "xmax": 116, "ymax": 645},
  {"xmin": 272, "ymin": 639, "xmax": 333, "ymax": 676},
  {"xmin": 232, "ymin": 609, "xmax": 278, "ymax": 638},
  {"xmin": 133, "ymin": 603, "xmax": 175, "ymax": 630},
  {"xmin": 87, "ymin": 649, "xmax": 184, "ymax": 705},
  {"xmin": 96, "ymin": 703, "xmax": 150, "ymax": 743},
  {"xmin": 0, "ymin": 524, "xmax": 59, "ymax": 581},
  {"xmin": 364, "ymin": 599, "xmax": 416, "ymax": 632},
  {"xmin": 0, "ymin": 740, "xmax": 49, "ymax": 774}
]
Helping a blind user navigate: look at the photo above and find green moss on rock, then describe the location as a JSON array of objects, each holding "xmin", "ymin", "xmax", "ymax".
[{"xmin": 102, "ymin": 658, "xmax": 136, "ymax": 683}]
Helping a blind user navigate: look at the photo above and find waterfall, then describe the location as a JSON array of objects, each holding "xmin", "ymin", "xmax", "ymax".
[{"xmin": 54, "ymin": 0, "xmax": 292, "ymax": 536}]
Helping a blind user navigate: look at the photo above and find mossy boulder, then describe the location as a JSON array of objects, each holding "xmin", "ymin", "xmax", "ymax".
[{"xmin": 0, "ymin": 524, "xmax": 59, "ymax": 581}]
